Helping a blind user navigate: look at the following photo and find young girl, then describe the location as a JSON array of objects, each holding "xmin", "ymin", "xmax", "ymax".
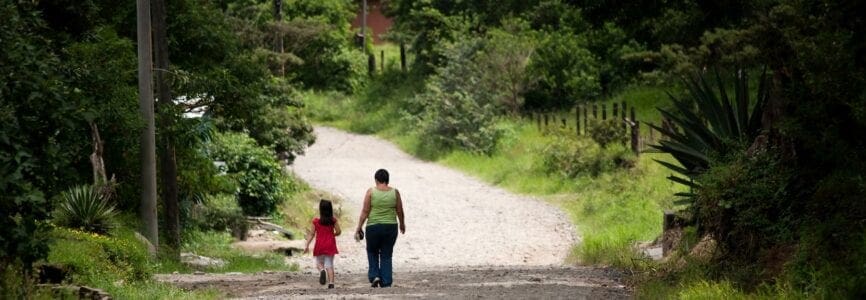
[{"xmin": 304, "ymin": 200, "xmax": 341, "ymax": 288}]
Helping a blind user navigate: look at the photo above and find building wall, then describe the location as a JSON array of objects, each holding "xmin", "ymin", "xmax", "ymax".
[{"xmin": 350, "ymin": 0, "xmax": 393, "ymax": 44}]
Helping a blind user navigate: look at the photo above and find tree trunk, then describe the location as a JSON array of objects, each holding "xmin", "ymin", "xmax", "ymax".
[
  {"xmin": 153, "ymin": 0, "xmax": 179, "ymax": 258},
  {"xmin": 136, "ymin": 0, "xmax": 158, "ymax": 251},
  {"xmin": 274, "ymin": 0, "xmax": 284, "ymax": 76}
]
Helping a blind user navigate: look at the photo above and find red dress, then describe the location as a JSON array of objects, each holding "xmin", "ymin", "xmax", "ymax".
[{"xmin": 313, "ymin": 218, "xmax": 339, "ymax": 256}]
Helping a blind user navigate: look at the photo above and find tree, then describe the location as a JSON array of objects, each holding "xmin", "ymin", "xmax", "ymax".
[
  {"xmin": 477, "ymin": 23, "xmax": 536, "ymax": 115},
  {"xmin": 152, "ymin": 0, "xmax": 178, "ymax": 257}
]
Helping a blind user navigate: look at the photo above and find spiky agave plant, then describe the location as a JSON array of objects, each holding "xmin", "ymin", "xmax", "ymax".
[
  {"xmin": 55, "ymin": 185, "xmax": 117, "ymax": 234},
  {"xmin": 650, "ymin": 69, "xmax": 768, "ymax": 208}
]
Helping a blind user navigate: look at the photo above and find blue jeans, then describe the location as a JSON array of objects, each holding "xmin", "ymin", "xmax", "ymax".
[{"xmin": 365, "ymin": 224, "xmax": 398, "ymax": 287}]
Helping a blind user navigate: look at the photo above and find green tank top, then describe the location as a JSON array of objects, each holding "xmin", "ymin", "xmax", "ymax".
[{"xmin": 368, "ymin": 188, "xmax": 397, "ymax": 225}]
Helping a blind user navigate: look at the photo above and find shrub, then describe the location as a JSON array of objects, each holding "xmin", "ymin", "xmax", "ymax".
[
  {"xmin": 54, "ymin": 185, "xmax": 117, "ymax": 234},
  {"xmin": 209, "ymin": 132, "xmax": 284, "ymax": 216},
  {"xmin": 696, "ymin": 150, "xmax": 794, "ymax": 261},
  {"xmin": 190, "ymin": 194, "xmax": 245, "ymax": 233},
  {"xmin": 588, "ymin": 119, "xmax": 628, "ymax": 147},
  {"xmin": 651, "ymin": 69, "xmax": 767, "ymax": 210},
  {"xmin": 542, "ymin": 128, "xmax": 635, "ymax": 177}
]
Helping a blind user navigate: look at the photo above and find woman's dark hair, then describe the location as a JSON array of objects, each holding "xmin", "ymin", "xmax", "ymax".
[
  {"xmin": 319, "ymin": 200, "xmax": 335, "ymax": 226},
  {"xmin": 374, "ymin": 169, "xmax": 389, "ymax": 184}
]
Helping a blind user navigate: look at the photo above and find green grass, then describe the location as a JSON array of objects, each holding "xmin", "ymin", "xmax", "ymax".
[
  {"xmin": 175, "ymin": 231, "xmax": 296, "ymax": 274},
  {"xmin": 45, "ymin": 226, "xmax": 222, "ymax": 299},
  {"xmin": 431, "ymin": 119, "xmax": 683, "ymax": 266}
]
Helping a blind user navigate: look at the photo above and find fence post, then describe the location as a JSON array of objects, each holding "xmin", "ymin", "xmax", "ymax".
[
  {"xmin": 576, "ymin": 105, "xmax": 581, "ymax": 135},
  {"xmin": 592, "ymin": 104, "xmax": 598, "ymax": 119},
  {"xmin": 380, "ymin": 50, "xmax": 384, "ymax": 72},
  {"xmin": 602, "ymin": 104, "xmax": 607, "ymax": 120},
  {"xmin": 583, "ymin": 104, "xmax": 588, "ymax": 134},
  {"xmin": 613, "ymin": 102, "xmax": 619, "ymax": 119},
  {"xmin": 368, "ymin": 54, "xmax": 375, "ymax": 75},
  {"xmin": 663, "ymin": 210, "xmax": 675, "ymax": 256},
  {"xmin": 544, "ymin": 112, "xmax": 549, "ymax": 129},
  {"xmin": 631, "ymin": 122, "xmax": 640, "ymax": 155},
  {"xmin": 400, "ymin": 43, "xmax": 407, "ymax": 72},
  {"xmin": 535, "ymin": 112, "xmax": 541, "ymax": 129}
]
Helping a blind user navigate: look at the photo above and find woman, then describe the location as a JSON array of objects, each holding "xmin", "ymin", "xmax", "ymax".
[{"xmin": 355, "ymin": 169, "xmax": 405, "ymax": 288}]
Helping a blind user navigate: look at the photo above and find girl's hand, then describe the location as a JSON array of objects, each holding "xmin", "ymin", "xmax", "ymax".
[{"xmin": 303, "ymin": 246, "xmax": 310, "ymax": 254}]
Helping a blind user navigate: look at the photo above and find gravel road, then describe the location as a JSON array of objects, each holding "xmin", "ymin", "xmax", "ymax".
[{"xmin": 157, "ymin": 126, "xmax": 629, "ymax": 299}]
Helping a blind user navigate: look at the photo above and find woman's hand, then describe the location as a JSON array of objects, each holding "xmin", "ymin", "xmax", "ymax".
[{"xmin": 399, "ymin": 223, "xmax": 406, "ymax": 234}]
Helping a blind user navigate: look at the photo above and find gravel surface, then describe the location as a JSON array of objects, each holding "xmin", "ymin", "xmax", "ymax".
[
  {"xmin": 157, "ymin": 126, "xmax": 630, "ymax": 299},
  {"xmin": 287, "ymin": 126, "xmax": 577, "ymax": 273}
]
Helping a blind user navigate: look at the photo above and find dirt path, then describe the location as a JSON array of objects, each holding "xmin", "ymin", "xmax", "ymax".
[{"xmin": 157, "ymin": 126, "xmax": 629, "ymax": 298}]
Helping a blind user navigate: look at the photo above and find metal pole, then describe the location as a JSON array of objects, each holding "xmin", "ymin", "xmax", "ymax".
[{"xmin": 136, "ymin": 0, "xmax": 158, "ymax": 250}]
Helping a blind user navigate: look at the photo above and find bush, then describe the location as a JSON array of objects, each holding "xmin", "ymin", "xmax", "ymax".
[
  {"xmin": 542, "ymin": 128, "xmax": 635, "ymax": 177},
  {"xmin": 190, "ymin": 194, "xmax": 244, "ymax": 233},
  {"xmin": 209, "ymin": 132, "xmax": 284, "ymax": 216},
  {"xmin": 588, "ymin": 119, "xmax": 628, "ymax": 147},
  {"xmin": 695, "ymin": 150, "xmax": 794, "ymax": 261},
  {"xmin": 54, "ymin": 185, "xmax": 117, "ymax": 234}
]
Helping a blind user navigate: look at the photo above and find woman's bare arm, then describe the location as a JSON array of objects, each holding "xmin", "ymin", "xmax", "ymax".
[
  {"xmin": 356, "ymin": 188, "xmax": 372, "ymax": 232},
  {"xmin": 396, "ymin": 189, "xmax": 405, "ymax": 234}
]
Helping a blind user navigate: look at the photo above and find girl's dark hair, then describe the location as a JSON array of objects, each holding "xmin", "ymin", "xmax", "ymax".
[
  {"xmin": 374, "ymin": 169, "xmax": 389, "ymax": 184},
  {"xmin": 319, "ymin": 200, "xmax": 335, "ymax": 226}
]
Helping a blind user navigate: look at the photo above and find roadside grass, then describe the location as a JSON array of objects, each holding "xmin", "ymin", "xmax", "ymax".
[
  {"xmin": 177, "ymin": 230, "xmax": 295, "ymax": 274},
  {"xmin": 46, "ymin": 226, "xmax": 222, "ymax": 299}
]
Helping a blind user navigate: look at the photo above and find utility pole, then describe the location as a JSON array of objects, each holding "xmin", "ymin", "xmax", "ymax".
[{"xmin": 136, "ymin": 0, "xmax": 158, "ymax": 251}]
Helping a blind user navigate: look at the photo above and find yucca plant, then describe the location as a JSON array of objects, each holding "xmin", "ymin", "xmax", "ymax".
[
  {"xmin": 55, "ymin": 185, "xmax": 117, "ymax": 234},
  {"xmin": 650, "ymin": 69, "xmax": 768, "ymax": 208}
]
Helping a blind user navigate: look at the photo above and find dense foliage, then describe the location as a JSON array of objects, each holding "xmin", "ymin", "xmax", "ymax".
[
  {"xmin": 209, "ymin": 132, "xmax": 285, "ymax": 217},
  {"xmin": 1, "ymin": 0, "xmax": 346, "ymax": 293},
  {"xmin": 385, "ymin": 0, "xmax": 866, "ymax": 296}
]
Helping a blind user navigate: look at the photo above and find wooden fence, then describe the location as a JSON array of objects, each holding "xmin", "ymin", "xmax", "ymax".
[{"xmin": 527, "ymin": 102, "xmax": 669, "ymax": 155}]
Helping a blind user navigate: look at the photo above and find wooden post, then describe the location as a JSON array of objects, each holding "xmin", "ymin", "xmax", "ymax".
[
  {"xmin": 631, "ymin": 121, "xmax": 640, "ymax": 155},
  {"xmin": 380, "ymin": 50, "xmax": 384, "ymax": 72},
  {"xmin": 602, "ymin": 104, "xmax": 607, "ymax": 120},
  {"xmin": 400, "ymin": 42, "xmax": 407, "ymax": 72},
  {"xmin": 544, "ymin": 113, "xmax": 549, "ymax": 128},
  {"xmin": 613, "ymin": 102, "xmax": 619, "ymax": 119},
  {"xmin": 368, "ymin": 54, "xmax": 375, "ymax": 75},
  {"xmin": 631, "ymin": 107, "xmax": 640, "ymax": 155},
  {"xmin": 576, "ymin": 105, "xmax": 581, "ymax": 135},
  {"xmin": 535, "ymin": 112, "xmax": 541, "ymax": 129},
  {"xmin": 622, "ymin": 101, "xmax": 628, "ymax": 131},
  {"xmin": 592, "ymin": 104, "xmax": 598, "ymax": 119},
  {"xmin": 663, "ymin": 210, "xmax": 675, "ymax": 256},
  {"xmin": 583, "ymin": 105, "xmax": 588, "ymax": 134}
]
